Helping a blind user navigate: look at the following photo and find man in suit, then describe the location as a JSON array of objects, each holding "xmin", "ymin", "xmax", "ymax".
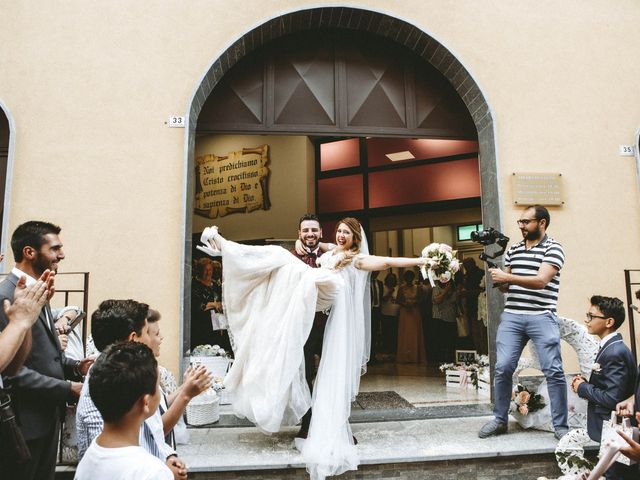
[
  {"xmin": 291, "ymin": 214, "xmax": 328, "ymax": 439},
  {"xmin": 572, "ymin": 295, "xmax": 636, "ymax": 480},
  {"xmin": 0, "ymin": 221, "xmax": 92, "ymax": 480}
]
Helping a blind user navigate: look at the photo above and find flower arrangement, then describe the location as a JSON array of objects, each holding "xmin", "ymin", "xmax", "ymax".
[
  {"xmin": 190, "ymin": 344, "xmax": 230, "ymax": 358},
  {"xmin": 511, "ymin": 384, "xmax": 545, "ymax": 415},
  {"xmin": 439, "ymin": 355, "xmax": 489, "ymax": 390},
  {"xmin": 211, "ymin": 375, "xmax": 225, "ymax": 393},
  {"xmin": 420, "ymin": 243, "xmax": 461, "ymax": 287}
]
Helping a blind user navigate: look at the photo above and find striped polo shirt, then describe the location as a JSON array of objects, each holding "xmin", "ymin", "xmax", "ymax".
[{"xmin": 504, "ymin": 235, "xmax": 564, "ymax": 314}]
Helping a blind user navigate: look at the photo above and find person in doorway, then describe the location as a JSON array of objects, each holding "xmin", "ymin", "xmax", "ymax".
[
  {"xmin": 461, "ymin": 258, "xmax": 487, "ymax": 354},
  {"xmin": 199, "ymin": 218, "xmax": 429, "ymax": 479},
  {"xmin": 417, "ymin": 275, "xmax": 435, "ymax": 363},
  {"xmin": 479, "ymin": 205, "xmax": 568, "ymax": 440},
  {"xmin": 396, "ymin": 270, "xmax": 426, "ymax": 363},
  {"xmin": 190, "ymin": 258, "xmax": 231, "ymax": 352},
  {"xmin": 380, "ymin": 272, "xmax": 399, "ymax": 356},
  {"xmin": 369, "ymin": 270, "xmax": 384, "ymax": 364},
  {"xmin": 431, "ymin": 280, "xmax": 457, "ymax": 362}
]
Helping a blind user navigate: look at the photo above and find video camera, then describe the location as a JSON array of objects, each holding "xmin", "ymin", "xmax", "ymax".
[
  {"xmin": 470, "ymin": 227, "xmax": 507, "ymax": 247},
  {"xmin": 470, "ymin": 227, "xmax": 510, "ymax": 287}
]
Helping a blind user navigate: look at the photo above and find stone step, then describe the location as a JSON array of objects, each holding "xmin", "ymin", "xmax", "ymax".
[{"xmin": 180, "ymin": 416, "xmax": 587, "ymax": 479}]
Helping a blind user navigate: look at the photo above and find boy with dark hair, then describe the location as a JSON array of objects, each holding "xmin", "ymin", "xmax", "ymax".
[
  {"xmin": 572, "ymin": 295, "xmax": 637, "ymax": 480},
  {"xmin": 90, "ymin": 299, "xmax": 150, "ymax": 352},
  {"xmin": 76, "ymin": 299, "xmax": 187, "ymax": 480},
  {"xmin": 75, "ymin": 341, "xmax": 172, "ymax": 479}
]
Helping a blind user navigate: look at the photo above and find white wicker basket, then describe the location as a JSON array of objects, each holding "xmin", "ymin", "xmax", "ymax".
[
  {"xmin": 190, "ymin": 355, "xmax": 230, "ymax": 378},
  {"xmin": 186, "ymin": 391, "xmax": 220, "ymax": 426}
]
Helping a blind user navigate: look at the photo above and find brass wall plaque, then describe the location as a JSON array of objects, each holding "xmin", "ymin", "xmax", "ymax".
[
  {"xmin": 195, "ymin": 145, "xmax": 271, "ymax": 218},
  {"xmin": 512, "ymin": 172, "xmax": 563, "ymax": 206}
]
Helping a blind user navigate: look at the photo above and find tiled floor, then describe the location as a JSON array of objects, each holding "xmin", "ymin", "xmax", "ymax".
[{"xmin": 359, "ymin": 362, "xmax": 489, "ymax": 407}]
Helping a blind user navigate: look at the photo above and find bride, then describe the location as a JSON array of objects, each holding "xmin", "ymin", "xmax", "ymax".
[{"xmin": 199, "ymin": 217, "xmax": 427, "ymax": 479}]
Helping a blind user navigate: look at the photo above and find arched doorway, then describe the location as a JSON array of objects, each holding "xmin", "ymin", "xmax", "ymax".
[
  {"xmin": 182, "ymin": 8, "xmax": 501, "ymax": 410},
  {"xmin": 0, "ymin": 102, "xmax": 12, "ymax": 253}
]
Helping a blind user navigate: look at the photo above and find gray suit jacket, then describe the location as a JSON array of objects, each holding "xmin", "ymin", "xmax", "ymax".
[{"xmin": 0, "ymin": 273, "xmax": 77, "ymax": 440}]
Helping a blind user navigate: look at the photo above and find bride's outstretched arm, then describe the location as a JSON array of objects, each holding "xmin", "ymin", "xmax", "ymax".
[{"xmin": 354, "ymin": 254, "xmax": 426, "ymax": 272}]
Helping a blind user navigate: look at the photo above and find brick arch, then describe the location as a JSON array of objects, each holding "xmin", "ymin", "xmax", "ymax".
[{"xmin": 182, "ymin": 7, "xmax": 501, "ymax": 379}]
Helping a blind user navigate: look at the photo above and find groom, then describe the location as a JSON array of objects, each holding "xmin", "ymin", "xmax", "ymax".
[{"xmin": 291, "ymin": 214, "xmax": 328, "ymax": 439}]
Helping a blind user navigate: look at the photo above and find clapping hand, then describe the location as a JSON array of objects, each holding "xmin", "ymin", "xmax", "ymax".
[
  {"xmin": 4, "ymin": 271, "xmax": 53, "ymax": 330},
  {"xmin": 182, "ymin": 364, "xmax": 213, "ymax": 399}
]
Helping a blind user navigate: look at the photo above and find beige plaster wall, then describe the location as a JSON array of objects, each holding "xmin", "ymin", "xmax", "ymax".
[
  {"xmin": 1, "ymin": 1, "xmax": 639, "ymax": 375},
  {"xmin": 193, "ymin": 135, "xmax": 314, "ymax": 241}
]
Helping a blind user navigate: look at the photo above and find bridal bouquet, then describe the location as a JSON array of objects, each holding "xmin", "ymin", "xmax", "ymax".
[
  {"xmin": 511, "ymin": 384, "xmax": 545, "ymax": 415},
  {"xmin": 420, "ymin": 243, "xmax": 461, "ymax": 287}
]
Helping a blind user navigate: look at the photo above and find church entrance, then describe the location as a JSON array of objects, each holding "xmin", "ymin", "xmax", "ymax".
[{"xmin": 184, "ymin": 9, "xmax": 500, "ymax": 418}]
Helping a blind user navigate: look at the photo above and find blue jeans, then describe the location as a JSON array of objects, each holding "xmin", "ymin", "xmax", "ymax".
[{"xmin": 493, "ymin": 311, "xmax": 568, "ymax": 429}]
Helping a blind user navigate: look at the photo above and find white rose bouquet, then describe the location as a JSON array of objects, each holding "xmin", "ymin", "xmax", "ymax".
[{"xmin": 420, "ymin": 242, "xmax": 461, "ymax": 287}]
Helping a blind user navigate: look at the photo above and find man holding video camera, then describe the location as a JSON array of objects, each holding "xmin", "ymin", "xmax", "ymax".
[{"xmin": 478, "ymin": 205, "xmax": 569, "ymax": 440}]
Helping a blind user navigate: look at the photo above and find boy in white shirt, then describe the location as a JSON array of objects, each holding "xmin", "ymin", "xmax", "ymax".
[{"xmin": 75, "ymin": 341, "xmax": 173, "ymax": 480}]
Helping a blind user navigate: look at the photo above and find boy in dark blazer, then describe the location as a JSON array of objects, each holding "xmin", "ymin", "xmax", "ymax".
[{"xmin": 572, "ymin": 295, "xmax": 637, "ymax": 480}]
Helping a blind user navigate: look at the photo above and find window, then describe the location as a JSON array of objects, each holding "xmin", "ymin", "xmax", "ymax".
[{"xmin": 457, "ymin": 224, "xmax": 483, "ymax": 242}]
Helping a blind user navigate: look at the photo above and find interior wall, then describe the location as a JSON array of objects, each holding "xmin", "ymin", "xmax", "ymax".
[
  {"xmin": 193, "ymin": 135, "xmax": 315, "ymax": 240},
  {"xmin": 369, "ymin": 208, "xmax": 481, "ymax": 231}
]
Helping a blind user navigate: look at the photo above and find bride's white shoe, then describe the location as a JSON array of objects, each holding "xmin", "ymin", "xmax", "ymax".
[{"xmin": 197, "ymin": 226, "xmax": 222, "ymax": 256}]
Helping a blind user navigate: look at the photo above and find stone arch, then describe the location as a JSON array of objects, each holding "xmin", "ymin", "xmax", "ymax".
[
  {"xmin": 181, "ymin": 7, "xmax": 502, "ymax": 378},
  {"xmin": 0, "ymin": 100, "xmax": 14, "ymax": 255}
]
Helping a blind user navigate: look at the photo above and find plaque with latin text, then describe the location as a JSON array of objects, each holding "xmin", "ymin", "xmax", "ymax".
[
  {"xmin": 512, "ymin": 172, "xmax": 563, "ymax": 206},
  {"xmin": 194, "ymin": 145, "xmax": 271, "ymax": 218}
]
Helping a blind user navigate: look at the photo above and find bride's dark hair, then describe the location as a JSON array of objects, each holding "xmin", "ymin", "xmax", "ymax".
[{"xmin": 334, "ymin": 217, "xmax": 362, "ymax": 269}]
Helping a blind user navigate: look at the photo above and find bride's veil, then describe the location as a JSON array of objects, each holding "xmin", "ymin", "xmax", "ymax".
[{"xmin": 357, "ymin": 226, "xmax": 372, "ymax": 376}]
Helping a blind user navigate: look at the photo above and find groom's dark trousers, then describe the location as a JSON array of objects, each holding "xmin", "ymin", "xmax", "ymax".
[{"xmin": 291, "ymin": 249, "xmax": 327, "ymax": 434}]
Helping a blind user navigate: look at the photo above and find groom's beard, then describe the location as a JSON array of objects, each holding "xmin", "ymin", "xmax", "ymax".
[{"xmin": 302, "ymin": 238, "xmax": 319, "ymax": 250}]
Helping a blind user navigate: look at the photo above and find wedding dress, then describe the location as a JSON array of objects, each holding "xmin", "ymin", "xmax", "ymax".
[{"xmin": 203, "ymin": 228, "xmax": 371, "ymax": 480}]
